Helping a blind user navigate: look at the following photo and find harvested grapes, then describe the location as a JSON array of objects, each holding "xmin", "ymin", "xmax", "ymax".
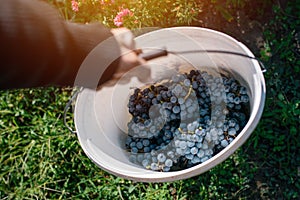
[{"xmin": 125, "ymin": 69, "xmax": 250, "ymax": 172}]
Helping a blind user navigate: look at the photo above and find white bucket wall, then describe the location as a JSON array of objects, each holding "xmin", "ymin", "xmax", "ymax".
[{"xmin": 74, "ymin": 27, "xmax": 266, "ymax": 182}]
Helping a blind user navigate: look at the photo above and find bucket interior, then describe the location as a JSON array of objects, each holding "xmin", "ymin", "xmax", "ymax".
[{"xmin": 74, "ymin": 27, "xmax": 265, "ymax": 182}]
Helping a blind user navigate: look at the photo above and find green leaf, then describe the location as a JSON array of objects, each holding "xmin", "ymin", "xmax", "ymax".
[{"xmin": 216, "ymin": 5, "xmax": 234, "ymax": 22}]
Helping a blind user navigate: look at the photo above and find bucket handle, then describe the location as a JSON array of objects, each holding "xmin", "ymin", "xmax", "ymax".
[
  {"xmin": 63, "ymin": 87, "xmax": 83, "ymax": 134},
  {"xmin": 138, "ymin": 48, "xmax": 267, "ymax": 73}
]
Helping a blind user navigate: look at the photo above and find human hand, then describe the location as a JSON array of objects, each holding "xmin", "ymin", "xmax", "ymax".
[{"xmin": 98, "ymin": 28, "xmax": 150, "ymax": 88}]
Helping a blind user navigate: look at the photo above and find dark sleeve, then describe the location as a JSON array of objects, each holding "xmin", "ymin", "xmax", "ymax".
[{"xmin": 0, "ymin": 0, "xmax": 120, "ymax": 89}]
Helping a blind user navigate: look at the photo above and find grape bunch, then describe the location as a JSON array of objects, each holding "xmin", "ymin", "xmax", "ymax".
[{"xmin": 125, "ymin": 69, "xmax": 250, "ymax": 172}]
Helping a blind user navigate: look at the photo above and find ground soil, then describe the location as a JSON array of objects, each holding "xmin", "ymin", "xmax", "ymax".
[{"xmin": 193, "ymin": 0, "xmax": 280, "ymax": 55}]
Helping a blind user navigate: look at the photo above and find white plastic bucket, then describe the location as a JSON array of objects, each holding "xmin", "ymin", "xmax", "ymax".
[{"xmin": 73, "ymin": 27, "xmax": 266, "ymax": 182}]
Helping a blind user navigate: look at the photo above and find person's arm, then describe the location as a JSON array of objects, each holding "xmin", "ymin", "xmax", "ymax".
[{"xmin": 0, "ymin": 0, "xmax": 121, "ymax": 89}]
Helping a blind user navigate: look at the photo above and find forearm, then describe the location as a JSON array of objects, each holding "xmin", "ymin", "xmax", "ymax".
[{"xmin": 0, "ymin": 0, "xmax": 119, "ymax": 89}]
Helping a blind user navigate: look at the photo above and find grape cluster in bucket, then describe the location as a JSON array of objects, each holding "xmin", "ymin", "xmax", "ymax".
[{"xmin": 125, "ymin": 69, "xmax": 250, "ymax": 172}]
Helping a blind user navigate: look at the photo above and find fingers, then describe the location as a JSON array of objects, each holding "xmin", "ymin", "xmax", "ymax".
[
  {"xmin": 111, "ymin": 52, "xmax": 147, "ymax": 80},
  {"xmin": 111, "ymin": 28, "xmax": 136, "ymax": 50},
  {"xmin": 97, "ymin": 28, "xmax": 150, "ymax": 89},
  {"xmin": 117, "ymin": 47, "xmax": 146, "ymax": 72}
]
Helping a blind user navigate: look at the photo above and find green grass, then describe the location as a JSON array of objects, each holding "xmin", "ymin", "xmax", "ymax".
[{"xmin": 1, "ymin": 1, "xmax": 300, "ymax": 199}]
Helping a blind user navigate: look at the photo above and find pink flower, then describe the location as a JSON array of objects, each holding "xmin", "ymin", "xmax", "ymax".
[
  {"xmin": 113, "ymin": 8, "xmax": 134, "ymax": 27},
  {"xmin": 114, "ymin": 16, "xmax": 123, "ymax": 27},
  {"xmin": 71, "ymin": 0, "xmax": 79, "ymax": 12}
]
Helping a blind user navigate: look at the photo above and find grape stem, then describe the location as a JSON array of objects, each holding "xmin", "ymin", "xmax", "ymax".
[
  {"xmin": 178, "ymin": 128, "xmax": 185, "ymax": 134},
  {"xmin": 184, "ymin": 86, "xmax": 193, "ymax": 101}
]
